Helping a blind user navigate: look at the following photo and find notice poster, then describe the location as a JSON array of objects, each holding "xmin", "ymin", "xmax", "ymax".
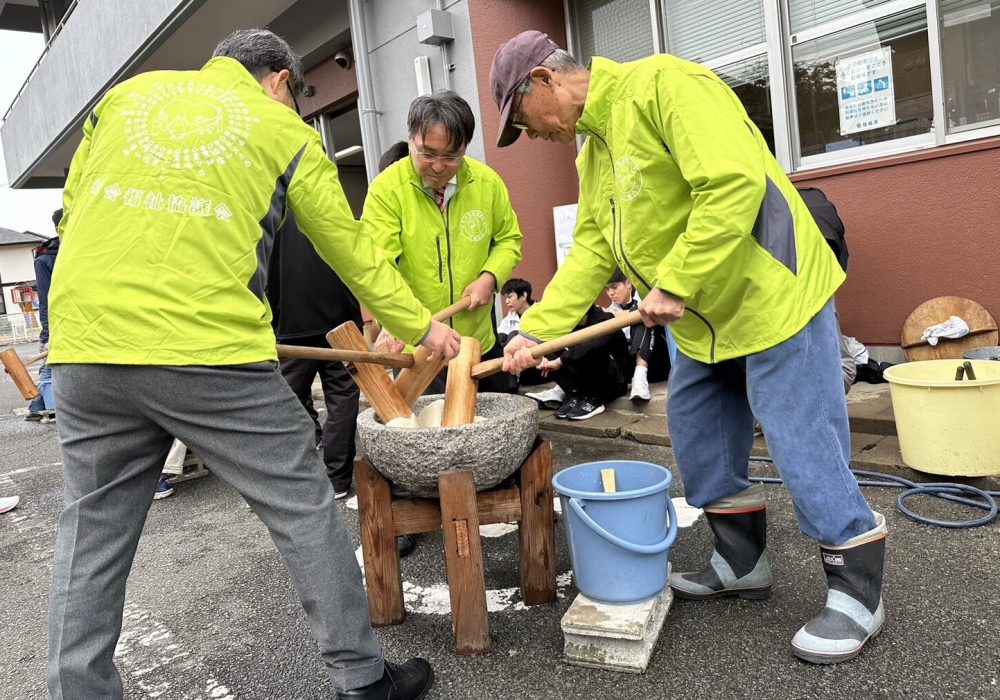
[
  {"xmin": 836, "ymin": 47, "xmax": 896, "ymax": 136},
  {"xmin": 552, "ymin": 203, "xmax": 578, "ymax": 268}
]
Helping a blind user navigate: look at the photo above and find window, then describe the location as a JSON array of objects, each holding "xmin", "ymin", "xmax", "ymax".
[
  {"xmin": 792, "ymin": 6, "xmax": 933, "ymax": 159},
  {"xmin": 663, "ymin": 0, "xmax": 765, "ymax": 64},
  {"xmin": 714, "ymin": 55, "xmax": 776, "ymax": 154},
  {"xmin": 568, "ymin": 0, "xmax": 1000, "ymax": 171},
  {"xmin": 940, "ymin": 0, "xmax": 1000, "ymax": 131},
  {"xmin": 788, "ymin": 0, "xmax": 899, "ymax": 34},
  {"xmin": 572, "ymin": 0, "xmax": 658, "ymax": 65}
]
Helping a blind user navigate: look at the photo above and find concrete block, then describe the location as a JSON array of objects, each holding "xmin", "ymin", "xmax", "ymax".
[
  {"xmin": 538, "ymin": 410, "xmax": 642, "ymax": 438},
  {"xmin": 621, "ymin": 416, "xmax": 670, "ymax": 447},
  {"xmin": 561, "ymin": 575, "xmax": 673, "ymax": 673}
]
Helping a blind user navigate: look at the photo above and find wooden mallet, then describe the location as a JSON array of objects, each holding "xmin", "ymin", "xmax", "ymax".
[
  {"xmin": 1, "ymin": 345, "xmax": 409, "ymax": 402},
  {"xmin": 392, "ymin": 295, "xmax": 472, "ymax": 407},
  {"xmin": 1, "ymin": 348, "xmax": 48, "ymax": 400},
  {"xmin": 326, "ymin": 321, "xmax": 416, "ymax": 424},
  {"xmin": 441, "ymin": 337, "xmax": 481, "ymax": 426}
]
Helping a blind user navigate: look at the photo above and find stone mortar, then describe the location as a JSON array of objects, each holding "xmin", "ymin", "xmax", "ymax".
[{"xmin": 357, "ymin": 393, "xmax": 539, "ymax": 497}]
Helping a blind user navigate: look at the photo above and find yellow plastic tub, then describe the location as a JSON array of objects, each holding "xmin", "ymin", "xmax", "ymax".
[{"xmin": 883, "ymin": 359, "xmax": 1000, "ymax": 477}]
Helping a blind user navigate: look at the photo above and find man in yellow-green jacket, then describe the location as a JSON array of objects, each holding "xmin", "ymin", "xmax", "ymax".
[
  {"xmin": 491, "ymin": 31, "xmax": 885, "ymax": 666},
  {"xmin": 363, "ymin": 90, "xmax": 523, "ymax": 392},
  {"xmin": 46, "ymin": 29, "xmax": 444, "ymax": 700}
]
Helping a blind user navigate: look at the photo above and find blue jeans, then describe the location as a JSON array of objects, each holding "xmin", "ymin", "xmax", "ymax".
[
  {"xmin": 29, "ymin": 363, "xmax": 54, "ymax": 413},
  {"xmin": 667, "ymin": 300, "xmax": 874, "ymax": 545}
]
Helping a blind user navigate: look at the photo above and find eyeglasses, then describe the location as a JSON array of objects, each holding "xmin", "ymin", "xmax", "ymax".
[
  {"xmin": 413, "ymin": 150, "xmax": 463, "ymax": 166},
  {"xmin": 511, "ymin": 91, "xmax": 529, "ymax": 131}
]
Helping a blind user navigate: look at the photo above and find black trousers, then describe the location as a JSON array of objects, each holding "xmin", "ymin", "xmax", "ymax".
[
  {"xmin": 630, "ymin": 325, "xmax": 671, "ymax": 383},
  {"xmin": 279, "ymin": 335, "xmax": 359, "ymax": 492},
  {"xmin": 552, "ymin": 350, "xmax": 627, "ymax": 405}
]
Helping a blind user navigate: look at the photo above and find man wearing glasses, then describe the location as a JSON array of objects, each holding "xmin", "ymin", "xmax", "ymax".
[
  {"xmin": 363, "ymin": 90, "xmax": 523, "ymax": 392},
  {"xmin": 490, "ymin": 30, "xmax": 886, "ymax": 666}
]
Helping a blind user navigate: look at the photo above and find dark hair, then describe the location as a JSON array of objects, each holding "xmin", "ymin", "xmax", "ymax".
[
  {"xmin": 606, "ymin": 268, "xmax": 628, "ymax": 285},
  {"xmin": 501, "ymin": 278, "xmax": 532, "ymax": 299},
  {"xmin": 52, "ymin": 208, "xmax": 63, "ymax": 228},
  {"xmin": 378, "ymin": 141, "xmax": 409, "ymax": 172},
  {"xmin": 213, "ymin": 29, "xmax": 305, "ymax": 96},
  {"xmin": 407, "ymin": 90, "xmax": 475, "ymax": 152}
]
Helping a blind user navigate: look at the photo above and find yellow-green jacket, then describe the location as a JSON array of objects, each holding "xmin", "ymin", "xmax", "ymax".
[
  {"xmin": 520, "ymin": 56, "xmax": 845, "ymax": 363},
  {"xmin": 362, "ymin": 156, "xmax": 523, "ymax": 353},
  {"xmin": 48, "ymin": 57, "xmax": 432, "ymax": 365}
]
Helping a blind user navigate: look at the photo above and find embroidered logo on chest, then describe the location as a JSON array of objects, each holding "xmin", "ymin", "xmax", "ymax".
[
  {"xmin": 460, "ymin": 210, "xmax": 488, "ymax": 242},
  {"xmin": 615, "ymin": 155, "xmax": 643, "ymax": 201}
]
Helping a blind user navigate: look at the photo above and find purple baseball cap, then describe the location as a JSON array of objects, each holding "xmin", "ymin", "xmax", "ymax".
[{"xmin": 489, "ymin": 30, "xmax": 559, "ymax": 147}]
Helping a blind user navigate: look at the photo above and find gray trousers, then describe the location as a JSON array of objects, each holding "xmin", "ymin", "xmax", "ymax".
[{"xmin": 48, "ymin": 363, "xmax": 383, "ymax": 699}]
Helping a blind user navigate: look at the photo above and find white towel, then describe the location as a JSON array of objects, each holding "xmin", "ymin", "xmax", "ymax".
[{"xmin": 920, "ymin": 316, "xmax": 970, "ymax": 346}]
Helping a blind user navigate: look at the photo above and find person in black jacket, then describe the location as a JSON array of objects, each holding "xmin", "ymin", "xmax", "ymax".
[
  {"xmin": 267, "ymin": 210, "xmax": 362, "ymax": 500},
  {"xmin": 530, "ymin": 304, "xmax": 630, "ymax": 420},
  {"xmin": 602, "ymin": 268, "xmax": 670, "ymax": 401}
]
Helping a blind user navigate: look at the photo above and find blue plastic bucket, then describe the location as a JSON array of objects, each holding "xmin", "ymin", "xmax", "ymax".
[{"xmin": 552, "ymin": 460, "xmax": 677, "ymax": 604}]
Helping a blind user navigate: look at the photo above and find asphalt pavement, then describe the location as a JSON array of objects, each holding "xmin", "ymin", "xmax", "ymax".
[{"xmin": 2, "ymin": 344, "xmax": 999, "ymax": 699}]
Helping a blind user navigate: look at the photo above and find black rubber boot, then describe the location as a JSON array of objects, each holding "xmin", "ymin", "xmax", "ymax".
[
  {"xmin": 792, "ymin": 512, "xmax": 886, "ymax": 664},
  {"xmin": 669, "ymin": 486, "xmax": 772, "ymax": 600},
  {"xmin": 337, "ymin": 658, "xmax": 434, "ymax": 699}
]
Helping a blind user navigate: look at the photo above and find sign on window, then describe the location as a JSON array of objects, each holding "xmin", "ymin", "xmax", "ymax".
[
  {"xmin": 836, "ymin": 48, "xmax": 896, "ymax": 136},
  {"xmin": 552, "ymin": 204, "xmax": 578, "ymax": 268}
]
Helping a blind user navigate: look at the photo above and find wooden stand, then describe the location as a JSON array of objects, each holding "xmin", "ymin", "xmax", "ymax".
[{"xmin": 354, "ymin": 439, "xmax": 556, "ymax": 655}]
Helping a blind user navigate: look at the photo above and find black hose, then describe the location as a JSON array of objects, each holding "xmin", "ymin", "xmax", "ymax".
[{"xmin": 748, "ymin": 456, "xmax": 1000, "ymax": 529}]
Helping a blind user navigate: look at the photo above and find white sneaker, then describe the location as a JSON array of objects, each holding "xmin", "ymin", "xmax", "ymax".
[
  {"xmin": 525, "ymin": 386, "xmax": 566, "ymax": 409},
  {"xmin": 334, "ymin": 488, "xmax": 350, "ymax": 500},
  {"xmin": 629, "ymin": 374, "xmax": 651, "ymax": 401}
]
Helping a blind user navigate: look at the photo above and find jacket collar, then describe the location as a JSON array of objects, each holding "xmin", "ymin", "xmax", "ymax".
[
  {"xmin": 576, "ymin": 57, "xmax": 622, "ymax": 140},
  {"xmin": 200, "ymin": 56, "xmax": 267, "ymax": 93}
]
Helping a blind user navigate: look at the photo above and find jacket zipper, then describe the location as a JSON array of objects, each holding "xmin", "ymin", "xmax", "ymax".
[
  {"xmin": 443, "ymin": 199, "xmax": 455, "ymax": 327},
  {"xmin": 589, "ymin": 127, "xmax": 718, "ymax": 362},
  {"xmin": 435, "ymin": 237, "xmax": 443, "ymax": 283}
]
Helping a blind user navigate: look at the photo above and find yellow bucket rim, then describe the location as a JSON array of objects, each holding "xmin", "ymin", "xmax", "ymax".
[{"xmin": 884, "ymin": 360, "xmax": 1000, "ymax": 388}]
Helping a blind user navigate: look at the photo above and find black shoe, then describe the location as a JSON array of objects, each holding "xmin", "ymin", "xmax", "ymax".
[
  {"xmin": 565, "ymin": 397, "xmax": 605, "ymax": 421},
  {"xmin": 554, "ymin": 395, "xmax": 581, "ymax": 419},
  {"xmin": 338, "ymin": 658, "xmax": 434, "ymax": 699},
  {"xmin": 398, "ymin": 534, "xmax": 417, "ymax": 558},
  {"xmin": 25, "ymin": 413, "xmax": 42, "ymax": 422}
]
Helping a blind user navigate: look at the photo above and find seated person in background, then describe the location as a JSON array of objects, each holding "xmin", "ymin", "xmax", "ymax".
[
  {"xmin": 603, "ymin": 268, "xmax": 671, "ymax": 401},
  {"xmin": 527, "ymin": 304, "xmax": 631, "ymax": 420},
  {"xmin": 497, "ymin": 278, "xmax": 533, "ymax": 345}
]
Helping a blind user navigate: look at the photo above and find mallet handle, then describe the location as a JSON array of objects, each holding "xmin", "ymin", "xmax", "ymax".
[
  {"xmin": 25, "ymin": 350, "xmax": 49, "ymax": 366},
  {"xmin": 470, "ymin": 310, "xmax": 643, "ymax": 380},
  {"xmin": 275, "ymin": 344, "xmax": 414, "ymax": 369},
  {"xmin": 433, "ymin": 295, "xmax": 472, "ymax": 322}
]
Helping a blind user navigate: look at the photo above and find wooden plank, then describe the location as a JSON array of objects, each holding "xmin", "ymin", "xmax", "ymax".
[
  {"xmin": 519, "ymin": 440, "xmax": 557, "ymax": 606},
  {"xmin": 442, "ymin": 337, "xmax": 481, "ymax": 426},
  {"xmin": 438, "ymin": 470, "xmax": 491, "ymax": 655},
  {"xmin": 326, "ymin": 322, "xmax": 414, "ymax": 423},
  {"xmin": 601, "ymin": 468, "xmax": 617, "ymax": 493},
  {"xmin": 354, "ymin": 458, "xmax": 405, "ymax": 626},
  {"xmin": 901, "ymin": 296, "xmax": 999, "ymax": 361},
  {"xmin": 391, "ymin": 489, "xmax": 521, "ymax": 536}
]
